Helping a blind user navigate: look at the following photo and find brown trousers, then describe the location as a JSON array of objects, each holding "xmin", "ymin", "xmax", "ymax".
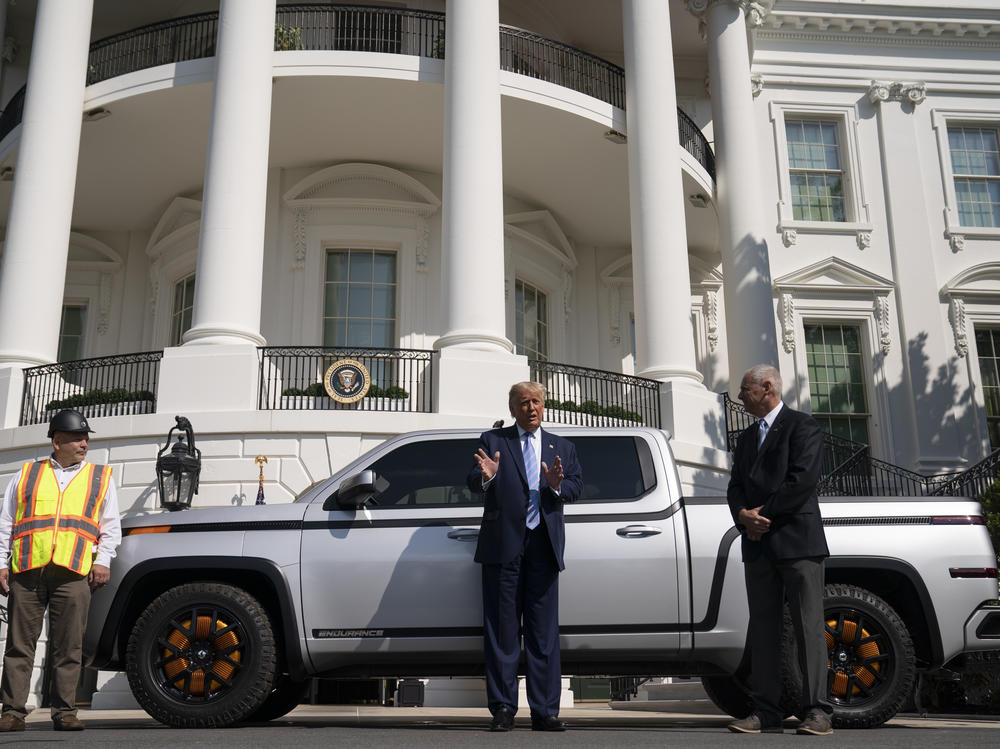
[{"xmin": 1, "ymin": 563, "xmax": 91, "ymax": 719}]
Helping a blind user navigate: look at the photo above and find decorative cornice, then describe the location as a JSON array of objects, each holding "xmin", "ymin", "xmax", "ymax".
[
  {"xmin": 759, "ymin": 9, "xmax": 1000, "ymax": 46},
  {"xmin": 949, "ymin": 296, "xmax": 968, "ymax": 357},
  {"xmin": 867, "ymin": 80, "xmax": 926, "ymax": 107}
]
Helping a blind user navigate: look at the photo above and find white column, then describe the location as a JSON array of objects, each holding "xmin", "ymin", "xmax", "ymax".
[
  {"xmin": 184, "ymin": 0, "xmax": 274, "ymax": 346},
  {"xmin": 433, "ymin": 0, "xmax": 525, "ymax": 417},
  {"xmin": 156, "ymin": 0, "xmax": 274, "ymax": 414},
  {"xmin": 693, "ymin": 0, "xmax": 779, "ymax": 380},
  {"xmin": 622, "ymin": 0, "xmax": 702, "ymax": 386},
  {"xmin": 619, "ymin": 0, "xmax": 727, "ymax": 460},
  {"xmin": 0, "ymin": 0, "xmax": 94, "ymax": 369},
  {"xmin": 436, "ymin": 0, "xmax": 509, "ymax": 354}
]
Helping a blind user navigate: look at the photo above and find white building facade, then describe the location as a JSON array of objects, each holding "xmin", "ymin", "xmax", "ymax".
[{"xmin": 0, "ymin": 0, "xmax": 996, "ymax": 703}]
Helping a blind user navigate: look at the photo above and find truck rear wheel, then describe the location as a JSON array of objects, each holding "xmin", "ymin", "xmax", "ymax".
[
  {"xmin": 125, "ymin": 582, "xmax": 277, "ymax": 728},
  {"xmin": 818, "ymin": 584, "xmax": 915, "ymax": 728}
]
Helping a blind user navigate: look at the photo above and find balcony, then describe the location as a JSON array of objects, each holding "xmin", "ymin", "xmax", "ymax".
[{"xmin": 0, "ymin": 4, "xmax": 715, "ymax": 178}]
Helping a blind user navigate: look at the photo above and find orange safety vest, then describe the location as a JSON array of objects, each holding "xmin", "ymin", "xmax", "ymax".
[{"xmin": 10, "ymin": 460, "xmax": 112, "ymax": 576}]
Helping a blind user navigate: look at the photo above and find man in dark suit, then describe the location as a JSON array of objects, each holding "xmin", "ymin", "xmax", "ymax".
[
  {"xmin": 727, "ymin": 364, "xmax": 833, "ymax": 736},
  {"xmin": 468, "ymin": 381, "xmax": 583, "ymax": 732}
]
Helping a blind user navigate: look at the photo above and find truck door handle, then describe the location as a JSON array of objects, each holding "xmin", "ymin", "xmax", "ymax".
[
  {"xmin": 616, "ymin": 525, "xmax": 662, "ymax": 538},
  {"xmin": 447, "ymin": 529, "xmax": 480, "ymax": 541}
]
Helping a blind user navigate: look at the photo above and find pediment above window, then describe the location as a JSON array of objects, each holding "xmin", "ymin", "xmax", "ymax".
[
  {"xmin": 773, "ymin": 256, "xmax": 893, "ymax": 294},
  {"xmin": 504, "ymin": 210, "xmax": 576, "ymax": 269},
  {"xmin": 941, "ymin": 262, "xmax": 1000, "ymax": 300},
  {"xmin": 68, "ymin": 232, "xmax": 122, "ymax": 272},
  {"xmin": 146, "ymin": 197, "xmax": 202, "ymax": 258},
  {"xmin": 284, "ymin": 162, "xmax": 440, "ymax": 215}
]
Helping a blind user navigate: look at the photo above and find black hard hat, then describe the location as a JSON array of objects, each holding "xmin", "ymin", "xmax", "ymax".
[{"xmin": 47, "ymin": 409, "xmax": 95, "ymax": 439}]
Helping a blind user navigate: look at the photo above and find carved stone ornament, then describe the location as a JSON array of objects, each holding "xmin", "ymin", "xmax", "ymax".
[
  {"xmin": 148, "ymin": 258, "xmax": 161, "ymax": 311},
  {"xmin": 779, "ymin": 293, "xmax": 796, "ymax": 353},
  {"xmin": 292, "ymin": 207, "xmax": 307, "ymax": 270},
  {"xmin": 416, "ymin": 216, "xmax": 429, "ymax": 272},
  {"xmin": 98, "ymin": 272, "xmax": 112, "ymax": 336},
  {"xmin": 685, "ymin": 0, "xmax": 710, "ymax": 14},
  {"xmin": 746, "ymin": 1, "xmax": 768, "ymax": 27},
  {"xmin": 857, "ymin": 231, "xmax": 872, "ymax": 250},
  {"xmin": 867, "ymin": 81, "xmax": 891, "ymax": 104},
  {"xmin": 782, "ymin": 229, "xmax": 798, "ymax": 247},
  {"xmin": 875, "ymin": 295, "xmax": 892, "ymax": 355},
  {"xmin": 867, "ymin": 80, "xmax": 927, "ymax": 108},
  {"xmin": 704, "ymin": 289, "xmax": 719, "ymax": 352},
  {"xmin": 562, "ymin": 268, "xmax": 573, "ymax": 323},
  {"xmin": 751, "ymin": 74, "xmax": 763, "ymax": 98},
  {"xmin": 949, "ymin": 297, "xmax": 968, "ymax": 357},
  {"xmin": 606, "ymin": 283, "xmax": 621, "ymax": 345},
  {"xmin": 949, "ymin": 234, "xmax": 966, "ymax": 253}
]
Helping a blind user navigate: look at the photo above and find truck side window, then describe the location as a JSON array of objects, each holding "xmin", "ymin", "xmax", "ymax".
[
  {"xmin": 366, "ymin": 438, "xmax": 481, "ymax": 507},
  {"xmin": 565, "ymin": 436, "xmax": 656, "ymax": 501}
]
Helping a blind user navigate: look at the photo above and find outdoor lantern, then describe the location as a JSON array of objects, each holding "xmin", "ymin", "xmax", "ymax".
[{"xmin": 156, "ymin": 415, "xmax": 201, "ymax": 511}]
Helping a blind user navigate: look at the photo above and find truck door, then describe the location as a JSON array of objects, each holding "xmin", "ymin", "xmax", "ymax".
[
  {"xmin": 300, "ymin": 435, "xmax": 485, "ymax": 673},
  {"xmin": 559, "ymin": 433, "xmax": 683, "ymax": 658}
]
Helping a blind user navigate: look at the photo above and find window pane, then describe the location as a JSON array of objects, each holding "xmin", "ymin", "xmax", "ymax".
[
  {"xmin": 57, "ymin": 306, "xmax": 86, "ymax": 362},
  {"xmin": 324, "ymin": 250, "xmax": 397, "ymax": 348},
  {"xmin": 805, "ymin": 323, "xmax": 869, "ymax": 443},
  {"xmin": 513, "ymin": 279, "xmax": 548, "ymax": 359}
]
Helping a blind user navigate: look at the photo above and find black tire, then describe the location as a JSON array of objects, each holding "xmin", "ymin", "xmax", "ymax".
[
  {"xmin": 125, "ymin": 582, "xmax": 277, "ymax": 728},
  {"xmin": 701, "ymin": 675, "xmax": 753, "ymax": 719},
  {"xmin": 242, "ymin": 673, "xmax": 310, "ymax": 722},
  {"xmin": 784, "ymin": 584, "xmax": 915, "ymax": 729}
]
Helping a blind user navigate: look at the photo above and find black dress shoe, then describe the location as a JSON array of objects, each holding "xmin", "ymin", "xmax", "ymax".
[
  {"xmin": 490, "ymin": 707, "xmax": 515, "ymax": 732},
  {"xmin": 531, "ymin": 716, "xmax": 566, "ymax": 732}
]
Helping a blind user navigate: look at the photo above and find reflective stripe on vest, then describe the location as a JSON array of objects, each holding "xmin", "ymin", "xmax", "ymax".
[{"xmin": 11, "ymin": 460, "xmax": 111, "ymax": 575}]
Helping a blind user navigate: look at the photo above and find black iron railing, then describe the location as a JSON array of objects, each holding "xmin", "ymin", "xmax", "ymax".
[
  {"xmin": 531, "ymin": 360, "xmax": 661, "ymax": 428},
  {"xmin": 0, "ymin": 5, "xmax": 717, "ymax": 179},
  {"xmin": 258, "ymin": 346, "xmax": 433, "ymax": 413},
  {"xmin": 20, "ymin": 351, "xmax": 163, "ymax": 427},
  {"xmin": 722, "ymin": 392, "xmax": 1000, "ymax": 499}
]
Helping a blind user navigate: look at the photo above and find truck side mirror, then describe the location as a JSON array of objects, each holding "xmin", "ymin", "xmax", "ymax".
[{"xmin": 323, "ymin": 470, "xmax": 378, "ymax": 510}]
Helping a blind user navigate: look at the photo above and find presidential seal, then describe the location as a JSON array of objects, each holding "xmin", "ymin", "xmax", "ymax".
[{"xmin": 323, "ymin": 358, "xmax": 371, "ymax": 403}]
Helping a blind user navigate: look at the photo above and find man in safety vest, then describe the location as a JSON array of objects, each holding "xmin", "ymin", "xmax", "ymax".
[{"xmin": 0, "ymin": 409, "xmax": 121, "ymax": 732}]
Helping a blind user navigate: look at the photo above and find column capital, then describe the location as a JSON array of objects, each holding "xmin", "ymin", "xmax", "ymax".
[
  {"xmin": 867, "ymin": 80, "xmax": 927, "ymax": 108},
  {"xmin": 686, "ymin": 0, "xmax": 772, "ymax": 27}
]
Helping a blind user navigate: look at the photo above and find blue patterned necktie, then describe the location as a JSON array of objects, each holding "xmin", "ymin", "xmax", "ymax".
[
  {"xmin": 757, "ymin": 419, "xmax": 768, "ymax": 450},
  {"xmin": 522, "ymin": 432, "xmax": 540, "ymax": 529}
]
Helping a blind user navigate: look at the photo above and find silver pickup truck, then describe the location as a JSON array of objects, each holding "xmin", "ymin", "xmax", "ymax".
[{"xmin": 83, "ymin": 427, "xmax": 1000, "ymax": 729}]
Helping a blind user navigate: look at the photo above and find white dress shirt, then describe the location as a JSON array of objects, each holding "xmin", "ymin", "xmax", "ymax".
[{"xmin": 0, "ymin": 457, "xmax": 122, "ymax": 569}]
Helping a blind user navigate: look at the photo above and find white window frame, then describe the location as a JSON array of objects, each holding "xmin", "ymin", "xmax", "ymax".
[
  {"xmin": 319, "ymin": 245, "xmax": 401, "ymax": 349},
  {"xmin": 146, "ymin": 197, "xmax": 201, "ymax": 349},
  {"xmin": 170, "ymin": 273, "xmax": 197, "ymax": 347},
  {"xmin": 770, "ymin": 102, "xmax": 873, "ymax": 247},
  {"xmin": 931, "ymin": 109, "xmax": 1000, "ymax": 246},
  {"xmin": 512, "ymin": 277, "xmax": 550, "ymax": 361},
  {"xmin": 774, "ymin": 258, "xmax": 894, "ymax": 460},
  {"xmin": 57, "ymin": 302, "xmax": 88, "ymax": 362}
]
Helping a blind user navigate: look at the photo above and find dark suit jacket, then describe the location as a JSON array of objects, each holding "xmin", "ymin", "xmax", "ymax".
[
  {"xmin": 727, "ymin": 404, "xmax": 829, "ymax": 562},
  {"xmin": 467, "ymin": 426, "xmax": 583, "ymax": 571}
]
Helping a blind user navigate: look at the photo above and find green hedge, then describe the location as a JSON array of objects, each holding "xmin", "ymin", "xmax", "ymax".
[
  {"xmin": 45, "ymin": 388, "xmax": 154, "ymax": 411},
  {"xmin": 549, "ymin": 399, "xmax": 641, "ymax": 422},
  {"xmin": 281, "ymin": 383, "xmax": 409, "ymax": 399}
]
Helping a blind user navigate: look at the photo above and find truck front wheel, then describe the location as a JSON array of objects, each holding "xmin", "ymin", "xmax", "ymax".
[{"xmin": 125, "ymin": 582, "xmax": 277, "ymax": 728}]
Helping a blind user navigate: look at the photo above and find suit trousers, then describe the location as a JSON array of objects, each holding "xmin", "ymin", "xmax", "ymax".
[
  {"xmin": 1, "ymin": 563, "xmax": 91, "ymax": 719},
  {"xmin": 745, "ymin": 555, "xmax": 831, "ymax": 725},
  {"xmin": 481, "ymin": 524, "xmax": 561, "ymax": 718}
]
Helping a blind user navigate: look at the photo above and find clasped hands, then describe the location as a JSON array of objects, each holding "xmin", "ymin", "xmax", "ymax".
[
  {"xmin": 738, "ymin": 506, "xmax": 771, "ymax": 541},
  {"xmin": 473, "ymin": 448, "xmax": 565, "ymax": 492}
]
